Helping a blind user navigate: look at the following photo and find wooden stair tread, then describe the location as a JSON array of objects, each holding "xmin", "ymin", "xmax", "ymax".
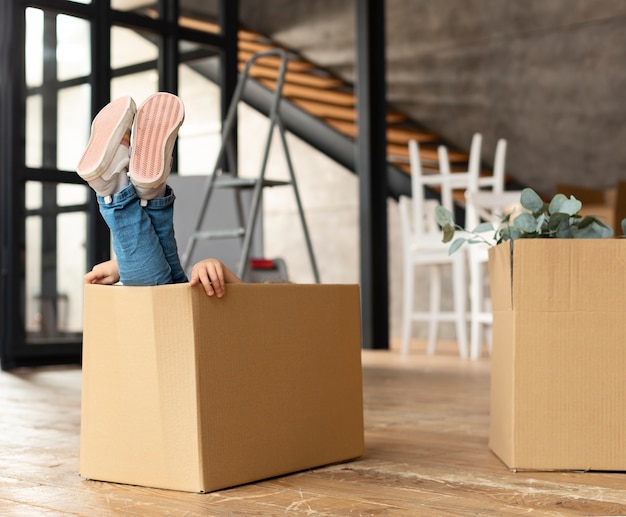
[
  {"xmin": 238, "ymin": 51, "xmax": 314, "ymax": 72},
  {"xmin": 176, "ymin": 16, "xmax": 262, "ymax": 41},
  {"xmin": 324, "ymin": 119, "xmax": 439, "ymax": 142},
  {"xmin": 388, "ymin": 143, "xmax": 469, "ymax": 163},
  {"xmin": 327, "ymin": 119, "xmax": 412, "ymax": 137},
  {"xmin": 238, "ymin": 39, "xmax": 279, "ymax": 54},
  {"xmin": 257, "ymin": 78, "xmax": 355, "ymax": 106},
  {"xmin": 244, "ymin": 64, "xmax": 344, "ymax": 88},
  {"xmin": 389, "ymin": 149, "xmax": 438, "ymax": 165},
  {"xmin": 387, "ymin": 127, "xmax": 441, "ymax": 145},
  {"xmin": 291, "ymin": 99, "xmax": 356, "ymax": 120},
  {"xmin": 393, "ymin": 162, "xmax": 448, "ymax": 174}
]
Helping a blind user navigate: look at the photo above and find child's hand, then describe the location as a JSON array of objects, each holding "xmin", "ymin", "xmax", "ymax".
[
  {"xmin": 85, "ymin": 259, "xmax": 120, "ymax": 285},
  {"xmin": 190, "ymin": 258, "xmax": 242, "ymax": 297}
]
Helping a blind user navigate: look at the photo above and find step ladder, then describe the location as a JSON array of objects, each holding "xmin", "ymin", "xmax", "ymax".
[{"xmin": 180, "ymin": 49, "xmax": 320, "ymax": 282}]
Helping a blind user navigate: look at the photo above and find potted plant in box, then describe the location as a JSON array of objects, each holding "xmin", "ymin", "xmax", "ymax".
[
  {"xmin": 434, "ymin": 187, "xmax": 619, "ymax": 253},
  {"xmin": 434, "ymin": 187, "xmax": 626, "ymax": 472}
]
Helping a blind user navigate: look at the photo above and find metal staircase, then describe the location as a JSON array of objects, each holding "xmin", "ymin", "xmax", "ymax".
[{"xmin": 181, "ymin": 49, "xmax": 320, "ymax": 282}]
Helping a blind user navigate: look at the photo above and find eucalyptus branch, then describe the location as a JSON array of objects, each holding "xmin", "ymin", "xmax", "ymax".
[{"xmin": 435, "ymin": 187, "xmax": 617, "ymax": 255}]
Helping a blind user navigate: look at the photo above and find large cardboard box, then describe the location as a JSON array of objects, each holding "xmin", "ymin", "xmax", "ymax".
[
  {"xmin": 488, "ymin": 239, "xmax": 626, "ymax": 471},
  {"xmin": 80, "ymin": 283, "xmax": 364, "ymax": 492}
]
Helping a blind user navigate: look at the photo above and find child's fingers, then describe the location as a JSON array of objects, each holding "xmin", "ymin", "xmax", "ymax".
[
  {"xmin": 205, "ymin": 262, "xmax": 226, "ymax": 298},
  {"xmin": 197, "ymin": 267, "xmax": 215, "ymax": 296},
  {"xmin": 190, "ymin": 259, "xmax": 228, "ymax": 297}
]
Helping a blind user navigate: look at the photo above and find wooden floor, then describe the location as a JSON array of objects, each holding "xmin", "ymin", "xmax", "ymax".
[{"xmin": 2, "ymin": 341, "xmax": 626, "ymax": 516}]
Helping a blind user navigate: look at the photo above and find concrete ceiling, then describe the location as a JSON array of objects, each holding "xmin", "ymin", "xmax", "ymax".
[{"xmin": 178, "ymin": 0, "xmax": 626, "ymax": 195}]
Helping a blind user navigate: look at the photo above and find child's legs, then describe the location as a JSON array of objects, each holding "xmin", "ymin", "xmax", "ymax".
[
  {"xmin": 142, "ymin": 185, "xmax": 188, "ymax": 283},
  {"xmin": 98, "ymin": 184, "xmax": 173, "ymax": 285}
]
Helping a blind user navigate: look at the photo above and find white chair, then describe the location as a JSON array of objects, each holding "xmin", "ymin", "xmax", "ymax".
[
  {"xmin": 438, "ymin": 133, "xmax": 486, "ymax": 359},
  {"xmin": 457, "ymin": 137, "xmax": 520, "ymax": 359},
  {"xmin": 439, "ymin": 135, "xmax": 520, "ymax": 359},
  {"xmin": 399, "ymin": 139, "xmax": 469, "ymax": 359}
]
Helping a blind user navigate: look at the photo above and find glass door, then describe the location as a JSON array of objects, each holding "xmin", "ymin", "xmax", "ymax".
[
  {"xmin": 1, "ymin": 0, "xmax": 235, "ymax": 370},
  {"xmin": 1, "ymin": 3, "xmax": 96, "ymax": 369}
]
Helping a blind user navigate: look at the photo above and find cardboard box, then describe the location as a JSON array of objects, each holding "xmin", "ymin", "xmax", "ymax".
[
  {"xmin": 488, "ymin": 239, "xmax": 626, "ymax": 471},
  {"xmin": 80, "ymin": 283, "xmax": 364, "ymax": 492}
]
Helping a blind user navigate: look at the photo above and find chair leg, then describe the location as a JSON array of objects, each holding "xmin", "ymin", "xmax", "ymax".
[
  {"xmin": 469, "ymin": 259, "xmax": 482, "ymax": 360},
  {"xmin": 401, "ymin": 262, "xmax": 414, "ymax": 357},
  {"xmin": 427, "ymin": 265, "xmax": 441, "ymax": 355},
  {"xmin": 452, "ymin": 257, "xmax": 469, "ymax": 359}
]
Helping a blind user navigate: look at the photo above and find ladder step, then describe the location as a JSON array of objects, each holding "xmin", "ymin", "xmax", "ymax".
[
  {"xmin": 192, "ymin": 228, "xmax": 246, "ymax": 240},
  {"xmin": 215, "ymin": 175, "xmax": 291, "ymax": 189}
]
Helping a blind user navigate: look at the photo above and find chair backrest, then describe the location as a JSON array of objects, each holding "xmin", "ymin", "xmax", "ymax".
[
  {"xmin": 435, "ymin": 133, "xmax": 483, "ymax": 232},
  {"xmin": 465, "ymin": 190, "xmax": 523, "ymax": 225},
  {"xmin": 408, "ymin": 134, "xmax": 508, "ymax": 235},
  {"xmin": 408, "ymin": 139, "xmax": 470, "ymax": 239},
  {"xmin": 465, "ymin": 136, "xmax": 508, "ymax": 231}
]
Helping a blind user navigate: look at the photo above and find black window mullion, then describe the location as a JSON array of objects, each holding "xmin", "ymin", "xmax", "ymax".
[
  {"xmin": 40, "ymin": 11, "xmax": 60, "ymax": 339},
  {"xmin": 88, "ymin": 0, "xmax": 113, "ymax": 268},
  {"xmin": 220, "ymin": 0, "xmax": 239, "ymax": 174},
  {"xmin": 1, "ymin": 1, "xmax": 28, "ymax": 369}
]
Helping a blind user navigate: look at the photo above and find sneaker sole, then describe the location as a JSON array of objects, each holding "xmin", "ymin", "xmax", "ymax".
[
  {"xmin": 129, "ymin": 92, "xmax": 185, "ymax": 189},
  {"xmin": 77, "ymin": 96, "xmax": 136, "ymax": 181}
]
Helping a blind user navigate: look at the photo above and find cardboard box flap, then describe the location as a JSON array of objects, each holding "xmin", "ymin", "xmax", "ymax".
[
  {"xmin": 491, "ymin": 239, "xmax": 626, "ymax": 312},
  {"xmin": 488, "ymin": 240, "xmax": 513, "ymax": 311}
]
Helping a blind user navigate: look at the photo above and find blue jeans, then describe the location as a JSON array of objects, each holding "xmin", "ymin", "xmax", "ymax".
[{"xmin": 97, "ymin": 184, "xmax": 188, "ymax": 285}]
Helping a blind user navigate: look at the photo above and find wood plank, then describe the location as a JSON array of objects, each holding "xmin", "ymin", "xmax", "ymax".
[
  {"xmin": 238, "ymin": 39, "xmax": 277, "ymax": 54},
  {"xmin": 388, "ymin": 146, "xmax": 441, "ymax": 164},
  {"xmin": 291, "ymin": 99, "xmax": 357, "ymax": 121},
  {"xmin": 322, "ymin": 120, "xmax": 437, "ymax": 145},
  {"xmin": 257, "ymin": 78, "xmax": 355, "ymax": 106},
  {"xmin": 243, "ymin": 64, "xmax": 344, "ymax": 89},
  {"xmin": 237, "ymin": 29, "xmax": 264, "ymax": 42},
  {"xmin": 3, "ymin": 346, "xmax": 625, "ymax": 515},
  {"xmin": 176, "ymin": 16, "xmax": 262, "ymax": 41},
  {"xmin": 387, "ymin": 126, "xmax": 441, "ymax": 145},
  {"xmin": 388, "ymin": 142, "xmax": 469, "ymax": 163},
  {"xmin": 238, "ymin": 51, "xmax": 314, "ymax": 72},
  {"xmin": 323, "ymin": 118, "xmax": 411, "ymax": 139},
  {"xmin": 322, "ymin": 118, "xmax": 436, "ymax": 139}
]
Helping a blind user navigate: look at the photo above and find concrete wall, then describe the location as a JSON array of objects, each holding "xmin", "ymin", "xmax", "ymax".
[
  {"xmin": 240, "ymin": 0, "xmax": 626, "ymax": 195},
  {"xmin": 233, "ymin": 1, "xmax": 626, "ymax": 346}
]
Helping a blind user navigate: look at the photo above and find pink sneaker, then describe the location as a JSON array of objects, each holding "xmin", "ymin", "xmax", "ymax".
[
  {"xmin": 129, "ymin": 92, "xmax": 185, "ymax": 200},
  {"xmin": 77, "ymin": 96, "xmax": 136, "ymax": 197}
]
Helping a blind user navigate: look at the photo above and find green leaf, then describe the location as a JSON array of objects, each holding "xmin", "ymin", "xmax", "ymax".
[
  {"xmin": 513, "ymin": 212, "xmax": 538, "ymax": 233},
  {"xmin": 435, "ymin": 205, "xmax": 454, "ymax": 226},
  {"xmin": 473, "ymin": 222, "xmax": 495, "ymax": 234},
  {"xmin": 548, "ymin": 212, "xmax": 573, "ymax": 238},
  {"xmin": 558, "ymin": 196, "xmax": 582, "ymax": 216},
  {"xmin": 577, "ymin": 215, "xmax": 594, "ymax": 229},
  {"xmin": 571, "ymin": 217, "xmax": 614, "ymax": 239},
  {"xmin": 496, "ymin": 227, "xmax": 510, "ymax": 243},
  {"xmin": 548, "ymin": 193, "xmax": 567, "ymax": 214},
  {"xmin": 535, "ymin": 213, "xmax": 546, "ymax": 232},
  {"xmin": 520, "ymin": 188, "xmax": 544, "ymax": 213},
  {"xmin": 449, "ymin": 237, "xmax": 466, "ymax": 255},
  {"xmin": 442, "ymin": 223, "xmax": 455, "ymax": 243}
]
